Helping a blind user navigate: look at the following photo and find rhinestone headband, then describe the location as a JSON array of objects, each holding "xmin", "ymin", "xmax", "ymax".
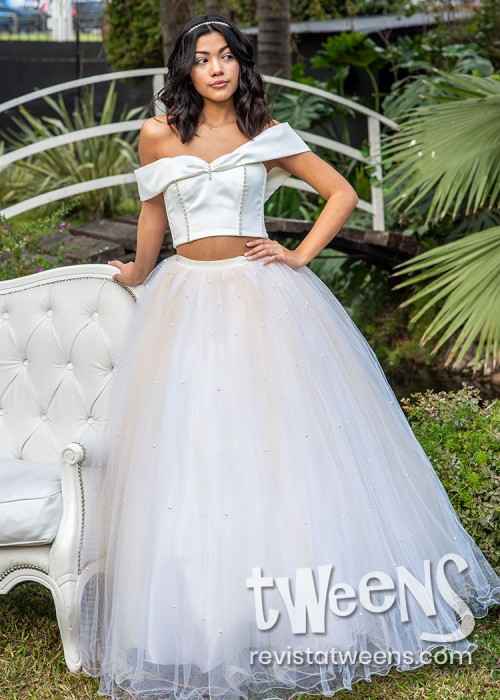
[{"xmin": 185, "ymin": 20, "xmax": 230, "ymax": 36}]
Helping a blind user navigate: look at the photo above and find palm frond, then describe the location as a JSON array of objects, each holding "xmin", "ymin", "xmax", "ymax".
[
  {"xmin": 383, "ymin": 72, "xmax": 500, "ymax": 222},
  {"xmin": 391, "ymin": 227, "xmax": 500, "ymax": 371}
]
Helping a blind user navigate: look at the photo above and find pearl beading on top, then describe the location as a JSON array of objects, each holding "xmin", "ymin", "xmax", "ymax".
[
  {"xmin": 238, "ymin": 164, "xmax": 248, "ymax": 235},
  {"xmin": 185, "ymin": 21, "xmax": 231, "ymax": 36},
  {"xmin": 174, "ymin": 180, "xmax": 190, "ymax": 241}
]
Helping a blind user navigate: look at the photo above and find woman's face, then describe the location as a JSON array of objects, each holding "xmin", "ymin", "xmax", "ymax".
[{"xmin": 189, "ymin": 31, "xmax": 240, "ymax": 105}]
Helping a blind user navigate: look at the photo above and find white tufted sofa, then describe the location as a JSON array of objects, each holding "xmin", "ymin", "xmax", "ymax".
[{"xmin": 0, "ymin": 263, "xmax": 142, "ymax": 672}]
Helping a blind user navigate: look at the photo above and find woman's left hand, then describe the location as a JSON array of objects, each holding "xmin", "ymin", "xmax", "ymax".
[{"xmin": 244, "ymin": 239, "xmax": 306, "ymax": 270}]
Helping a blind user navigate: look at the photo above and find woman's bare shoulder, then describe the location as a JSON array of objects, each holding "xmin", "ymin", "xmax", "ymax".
[
  {"xmin": 140, "ymin": 115, "xmax": 178, "ymax": 140},
  {"xmin": 138, "ymin": 116, "xmax": 178, "ymax": 165}
]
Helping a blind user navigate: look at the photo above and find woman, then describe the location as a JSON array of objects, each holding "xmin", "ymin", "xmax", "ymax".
[{"xmin": 78, "ymin": 12, "xmax": 499, "ymax": 700}]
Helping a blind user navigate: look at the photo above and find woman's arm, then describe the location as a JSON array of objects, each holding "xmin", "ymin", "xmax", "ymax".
[
  {"xmin": 247, "ymin": 147, "xmax": 359, "ymax": 268},
  {"xmin": 108, "ymin": 118, "xmax": 169, "ymax": 286},
  {"xmin": 281, "ymin": 150, "xmax": 359, "ymax": 266}
]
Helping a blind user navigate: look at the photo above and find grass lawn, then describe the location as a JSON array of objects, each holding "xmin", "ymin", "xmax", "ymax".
[
  {"xmin": 0, "ymin": 582, "xmax": 498, "ymax": 699},
  {"xmin": 0, "ymin": 32, "xmax": 101, "ymax": 42}
]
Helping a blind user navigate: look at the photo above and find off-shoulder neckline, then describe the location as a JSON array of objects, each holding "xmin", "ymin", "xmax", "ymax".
[{"xmin": 136, "ymin": 121, "xmax": 290, "ymax": 171}]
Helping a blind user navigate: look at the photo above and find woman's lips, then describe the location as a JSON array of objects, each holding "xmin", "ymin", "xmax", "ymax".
[{"xmin": 211, "ymin": 81, "xmax": 228, "ymax": 88}]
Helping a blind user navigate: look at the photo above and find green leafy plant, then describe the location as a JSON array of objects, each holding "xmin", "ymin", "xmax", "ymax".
[
  {"xmin": 382, "ymin": 72, "xmax": 500, "ymax": 374},
  {"xmin": 311, "ymin": 32, "xmax": 387, "ymax": 111},
  {"xmin": 273, "ymin": 62, "xmax": 359, "ymax": 146},
  {"xmin": 450, "ymin": 0, "xmax": 500, "ymax": 69},
  {"xmin": 264, "ymin": 184, "xmax": 318, "ymax": 223},
  {"xmin": 0, "ymin": 141, "xmax": 33, "ymax": 209},
  {"xmin": 1, "ymin": 82, "xmax": 145, "ymax": 219},
  {"xmin": 103, "ymin": 0, "xmax": 163, "ymax": 70},
  {"xmin": 474, "ymin": 0, "xmax": 500, "ymax": 68},
  {"xmin": 271, "ymin": 90, "xmax": 332, "ymax": 131},
  {"xmin": 384, "ymin": 72, "xmax": 500, "ymax": 220},
  {"xmin": 382, "ymin": 39, "xmax": 495, "ymax": 120},
  {"xmin": 391, "ymin": 228, "xmax": 500, "ymax": 372},
  {"xmin": 400, "ymin": 383, "xmax": 499, "ymax": 570}
]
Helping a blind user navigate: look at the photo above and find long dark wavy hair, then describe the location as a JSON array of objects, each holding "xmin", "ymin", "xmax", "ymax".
[{"xmin": 152, "ymin": 13, "xmax": 275, "ymax": 144}]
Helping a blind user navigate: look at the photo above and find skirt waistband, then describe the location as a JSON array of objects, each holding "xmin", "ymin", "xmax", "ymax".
[{"xmin": 175, "ymin": 254, "xmax": 249, "ymax": 268}]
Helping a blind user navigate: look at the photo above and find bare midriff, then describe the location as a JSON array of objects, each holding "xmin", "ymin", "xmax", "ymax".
[{"xmin": 176, "ymin": 235, "xmax": 263, "ymax": 261}]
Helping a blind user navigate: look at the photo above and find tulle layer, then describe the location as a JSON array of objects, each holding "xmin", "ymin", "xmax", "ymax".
[{"xmin": 78, "ymin": 253, "xmax": 500, "ymax": 700}]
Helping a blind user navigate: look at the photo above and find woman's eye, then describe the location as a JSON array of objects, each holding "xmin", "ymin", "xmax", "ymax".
[{"xmin": 194, "ymin": 53, "xmax": 234, "ymax": 66}]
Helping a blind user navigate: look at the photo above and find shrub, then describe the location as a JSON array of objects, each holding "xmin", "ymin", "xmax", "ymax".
[
  {"xmin": 0, "ymin": 208, "xmax": 75, "ymax": 280},
  {"xmin": 103, "ymin": 0, "xmax": 163, "ymax": 70},
  {"xmin": 401, "ymin": 383, "xmax": 499, "ymax": 570}
]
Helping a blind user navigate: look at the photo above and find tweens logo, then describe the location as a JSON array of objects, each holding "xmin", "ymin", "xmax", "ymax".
[{"xmin": 246, "ymin": 554, "xmax": 475, "ymax": 643}]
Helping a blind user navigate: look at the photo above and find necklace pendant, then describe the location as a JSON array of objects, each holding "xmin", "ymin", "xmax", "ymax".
[{"xmin": 211, "ymin": 127, "xmax": 222, "ymax": 131}]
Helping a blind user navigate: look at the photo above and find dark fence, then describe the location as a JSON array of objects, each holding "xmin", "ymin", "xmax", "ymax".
[{"xmin": 0, "ymin": 40, "xmax": 153, "ymax": 136}]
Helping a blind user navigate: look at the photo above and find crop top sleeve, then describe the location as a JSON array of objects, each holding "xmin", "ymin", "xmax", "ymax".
[{"xmin": 133, "ymin": 122, "xmax": 311, "ymax": 202}]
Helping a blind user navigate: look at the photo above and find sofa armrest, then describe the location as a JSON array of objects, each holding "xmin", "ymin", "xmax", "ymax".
[
  {"xmin": 48, "ymin": 440, "xmax": 92, "ymax": 582},
  {"xmin": 61, "ymin": 442, "xmax": 86, "ymax": 468}
]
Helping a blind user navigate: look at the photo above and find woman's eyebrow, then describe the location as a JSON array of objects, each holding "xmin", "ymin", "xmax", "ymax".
[{"xmin": 194, "ymin": 45, "xmax": 230, "ymax": 55}]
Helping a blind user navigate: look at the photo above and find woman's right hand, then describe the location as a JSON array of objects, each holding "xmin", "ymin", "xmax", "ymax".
[{"xmin": 108, "ymin": 260, "xmax": 145, "ymax": 286}]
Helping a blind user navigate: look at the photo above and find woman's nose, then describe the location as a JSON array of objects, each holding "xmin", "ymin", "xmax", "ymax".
[{"xmin": 210, "ymin": 59, "xmax": 223, "ymax": 74}]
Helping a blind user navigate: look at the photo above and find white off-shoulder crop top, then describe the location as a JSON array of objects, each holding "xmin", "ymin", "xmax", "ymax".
[{"xmin": 133, "ymin": 122, "xmax": 311, "ymax": 248}]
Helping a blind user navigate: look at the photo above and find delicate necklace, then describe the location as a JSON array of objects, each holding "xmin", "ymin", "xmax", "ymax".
[{"xmin": 202, "ymin": 117, "xmax": 237, "ymax": 132}]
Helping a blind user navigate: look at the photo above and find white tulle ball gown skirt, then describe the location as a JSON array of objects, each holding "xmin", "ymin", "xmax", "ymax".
[{"xmin": 78, "ymin": 252, "xmax": 499, "ymax": 700}]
